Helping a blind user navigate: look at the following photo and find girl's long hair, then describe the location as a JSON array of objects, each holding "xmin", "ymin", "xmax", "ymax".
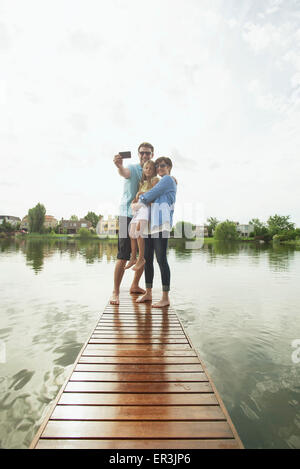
[{"xmin": 138, "ymin": 160, "xmax": 157, "ymax": 191}]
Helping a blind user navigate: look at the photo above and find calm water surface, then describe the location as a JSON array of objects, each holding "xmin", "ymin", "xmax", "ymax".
[{"xmin": 0, "ymin": 238, "xmax": 300, "ymax": 449}]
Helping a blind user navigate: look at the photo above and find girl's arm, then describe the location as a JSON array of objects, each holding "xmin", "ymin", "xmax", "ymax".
[{"xmin": 139, "ymin": 175, "xmax": 174, "ymax": 205}]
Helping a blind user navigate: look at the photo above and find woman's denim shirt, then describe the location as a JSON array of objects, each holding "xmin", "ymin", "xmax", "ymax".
[{"xmin": 139, "ymin": 175, "xmax": 177, "ymax": 232}]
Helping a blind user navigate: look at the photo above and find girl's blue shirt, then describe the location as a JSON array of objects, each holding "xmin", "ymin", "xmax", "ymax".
[{"xmin": 139, "ymin": 175, "xmax": 177, "ymax": 231}]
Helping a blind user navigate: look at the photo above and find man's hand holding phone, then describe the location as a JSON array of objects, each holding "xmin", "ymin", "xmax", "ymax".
[
  {"xmin": 113, "ymin": 151, "xmax": 132, "ymax": 179},
  {"xmin": 113, "ymin": 154, "xmax": 123, "ymax": 168},
  {"xmin": 113, "ymin": 151, "xmax": 131, "ymax": 168}
]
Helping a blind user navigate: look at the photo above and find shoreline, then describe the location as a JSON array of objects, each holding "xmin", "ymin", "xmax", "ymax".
[{"xmin": 2, "ymin": 233, "xmax": 300, "ymax": 246}]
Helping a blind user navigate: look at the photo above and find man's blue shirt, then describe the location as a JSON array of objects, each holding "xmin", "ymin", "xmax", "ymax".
[{"xmin": 119, "ymin": 163, "xmax": 143, "ymax": 218}]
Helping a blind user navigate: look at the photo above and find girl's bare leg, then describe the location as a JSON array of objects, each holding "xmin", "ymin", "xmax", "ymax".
[
  {"xmin": 124, "ymin": 224, "xmax": 138, "ymax": 269},
  {"xmin": 133, "ymin": 220, "xmax": 147, "ymax": 271},
  {"xmin": 136, "ymin": 287, "xmax": 152, "ymax": 303}
]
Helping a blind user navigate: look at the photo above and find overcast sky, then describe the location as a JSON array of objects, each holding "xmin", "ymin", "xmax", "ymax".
[{"xmin": 1, "ymin": 0, "xmax": 300, "ymax": 226}]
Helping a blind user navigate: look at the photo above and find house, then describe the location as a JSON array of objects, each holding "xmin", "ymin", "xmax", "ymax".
[
  {"xmin": 236, "ymin": 223, "xmax": 254, "ymax": 237},
  {"xmin": 97, "ymin": 215, "xmax": 119, "ymax": 236},
  {"xmin": 59, "ymin": 218, "xmax": 93, "ymax": 234},
  {"xmin": 0, "ymin": 215, "xmax": 21, "ymax": 226},
  {"xmin": 194, "ymin": 225, "xmax": 209, "ymax": 237},
  {"xmin": 20, "ymin": 215, "xmax": 58, "ymax": 231},
  {"xmin": 44, "ymin": 215, "xmax": 58, "ymax": 229}
]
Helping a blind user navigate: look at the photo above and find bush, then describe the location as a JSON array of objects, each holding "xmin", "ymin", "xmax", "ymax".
[
  {"xmin": 273, "ymin": 229, "xmax": 300, "ymax": 241},
  {"xmin": 78, "ymin": 227, "xmax": 93, "ymax": 238},
  {"xmin": 214, "ymin": 221, "xmax": 239, "ymax": 241}
]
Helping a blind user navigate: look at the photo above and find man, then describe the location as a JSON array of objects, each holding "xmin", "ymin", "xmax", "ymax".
[{"xmin": 110, "ymin": 142, "xmax": 154, "ymax": 305}]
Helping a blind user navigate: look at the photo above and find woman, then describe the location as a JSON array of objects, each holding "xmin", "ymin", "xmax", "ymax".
[{"xmin": 131, "ymin": 157, "xmax": 177, "ymax": 308}]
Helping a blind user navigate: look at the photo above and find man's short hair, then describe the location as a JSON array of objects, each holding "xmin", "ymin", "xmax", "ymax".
[{"xmin": 138, "ymin": 142, "xmax": 154, "ymax": 153}]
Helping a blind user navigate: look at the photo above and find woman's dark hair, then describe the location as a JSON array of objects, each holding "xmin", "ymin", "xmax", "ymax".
[{"xmin": 155, "ymin": 156, "xmax": 173, "ymax": 172}]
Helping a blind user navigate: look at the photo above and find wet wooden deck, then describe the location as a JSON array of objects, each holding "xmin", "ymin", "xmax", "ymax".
[{"xmin": 30, "ymin": 291, "xmax": 243, "ymax": 449}]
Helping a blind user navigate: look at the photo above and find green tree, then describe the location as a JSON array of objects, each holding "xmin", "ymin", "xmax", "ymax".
[
  {"xmin": 249, "ymin": 218, "xmax": 268, "ymax": 237},
  {"xmin": 28, "ymin": 203, "xmax": 46, "ymax": 233},
  {"xmin": 207, "ymin": 217, "xmax": 219, "ymax": 237},
  {"xmin": 84, "ymin": 212, "xmax": 102, "ymax": 228},
  {"xmin": 267, "ymin": 214, "xmax": 295, "ymax": 237},
  {"xmin": 0, "ymin": 219, "xmax": 14, "ymax": 233},
  {"xmin": 70, "ymin": 215, "xmax": 78, "ymax": 221},
  {"xmin": 214, "ymin": 220, "xmax": 239, "ymax": 241}
]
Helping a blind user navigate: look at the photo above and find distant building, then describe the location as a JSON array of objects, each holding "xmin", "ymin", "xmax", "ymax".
[
  {"xmin": 20, "ymin": 216, "xmax": 29, "ymax": 230},
  {"xmin": 97, "ymin": 216, "xmax": 119, "ymax": 236},
  {"xmin": 44, "ymin": 215, "xmax": 58, "ymax": 229},
  {"xmin": 20, "ymin": 215, "xmax": 58, "ymax": 231},
  {"xmin": 59, "ymin": 218, "xmax": 93, "ymax": 234},
  {"xmin": 236, "ymin": 223, "xmax": 254, "ymax": 237},
  {"xmin": 194, "ymin": 225, "xmax": 209, "ymax": 237},
  {"xmin": 0, "ymin": 215, "xmax": 21, "ymax": 226}
]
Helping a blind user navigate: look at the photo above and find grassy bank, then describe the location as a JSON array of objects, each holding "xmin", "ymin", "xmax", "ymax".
[
  {"xmin": 280, "ymin": 239, "xmax": 300, "ymax": 246},
  {"xmin": 14, "ymin": 233, "xmax": 118, "ymax": 242}
]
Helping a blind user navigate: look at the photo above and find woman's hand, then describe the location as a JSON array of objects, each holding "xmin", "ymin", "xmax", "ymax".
[{"xmin": 131, "ymin": 202, "xmax": 142, "ymax": 212}]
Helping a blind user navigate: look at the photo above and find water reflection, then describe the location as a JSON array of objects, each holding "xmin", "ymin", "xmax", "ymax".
[
  {"xmin": 1, "ymin": 238, "xmax": 298, "ymax": 275},
  {"xmin": 1, "ymin": 238, "xmax": 119, "ymax": 274}
]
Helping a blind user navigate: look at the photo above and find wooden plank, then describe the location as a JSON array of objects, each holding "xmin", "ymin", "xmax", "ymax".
[
  {"xmin": 51, "ymin": 405, "xmax": 225, "ymax": 421},
  {"xmin": 75, "ymin": 364, "xmax": 203, "ymax": 373},
  {"xmin": 93, "ymin": 330, "xmax": 185, "ymax": 334},
  {"xmin": 64, "ymin": 381, "xmax": 212, "ymax": 393},
  {"xmin": 83, "ymin": 344, "xmax": 192, "ymax": 351},
  {"xmin": 36, "ymin": 439, "xmax": 240, "ymax": 449},
  {"xmin": 83, "ymin": 347, "xmax": 197, "ymax": 356},
  {"xmin": 69, "ymin": 372, "xmax": 208, "ymax": 382},
  {"xmin": 94, "ymin": 328, "xmax": 184, "ymax": 333},
  {"xmin": 79, "ymin": 356, "xmax": 201, "ymax": 364},
  {"xmin": 41, "ymin": 420, "xmax": 234, "ymax": 439},
  {"xmin": 58, "ymin": 392, "xmax": 218, "ymax": 406},
  {"xmin": 89, "ymin": 338, "xmax": 189, "ymax": 344}
]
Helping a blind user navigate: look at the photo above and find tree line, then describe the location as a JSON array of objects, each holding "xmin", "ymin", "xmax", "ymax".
[
  {"xmin": 0, "ymin": 203, "xmax": 103, "ymax": 235},
  {"xmin": 1, "ymin": 203, "xmax": 299, "ymax": 242},
  {"xmin": 172, "ymin": 215, "xmax": 300, "ymax": 242}
]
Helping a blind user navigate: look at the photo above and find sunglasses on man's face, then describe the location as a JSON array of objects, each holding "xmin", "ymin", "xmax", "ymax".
[
  {"xmin": 139, "ymin": 151, "xmax": 152, "ymax": 156},
  {"xmin": 155, "ymin": 163, "xmax": 167, "ymax": 169}
]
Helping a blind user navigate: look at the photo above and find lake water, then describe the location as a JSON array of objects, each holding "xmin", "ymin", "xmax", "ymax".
[{"xmin": 0, "ymin": 238, "xmax": 300, "ymax": 449}]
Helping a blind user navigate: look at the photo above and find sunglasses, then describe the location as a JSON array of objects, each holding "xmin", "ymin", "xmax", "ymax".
[
  {"xmin": 139, "ymin": 151, "xmax": 152, "ymax": 156},
  {"xmin": 155, "ymin": 163, "xmax": 167, "ymax": 169}
]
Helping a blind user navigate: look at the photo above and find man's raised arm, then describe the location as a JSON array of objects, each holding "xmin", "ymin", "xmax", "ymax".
[{"xmin": 113, "ymin": 154, "xmax": 130, "ymax": 179}]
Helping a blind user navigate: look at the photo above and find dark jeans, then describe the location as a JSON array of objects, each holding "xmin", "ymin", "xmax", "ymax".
[{"xmin": 144, "ymin": 231, "xmax": 170, "ymax": 292}]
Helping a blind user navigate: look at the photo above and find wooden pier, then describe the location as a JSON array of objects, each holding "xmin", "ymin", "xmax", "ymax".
[{"xmin": 30, "ymin": 291, "xmax": 243, "ymax": 449}]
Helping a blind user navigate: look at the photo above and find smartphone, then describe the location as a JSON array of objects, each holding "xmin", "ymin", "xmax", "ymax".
[{"xmin": 119, "ymin": 151, "xmax": 131, "ymax": 159}]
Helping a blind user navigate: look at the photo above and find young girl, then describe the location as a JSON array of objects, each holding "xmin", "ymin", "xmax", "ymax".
[{"xmin": 125, "ymin": 160, "xmax": 159, "ymax": 271}]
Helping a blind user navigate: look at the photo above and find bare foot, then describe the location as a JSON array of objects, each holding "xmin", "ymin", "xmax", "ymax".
[
  {"xmin": 136, "ymin": 292, "xmax": 152, "ymax": 303},
  {"xmin": 152, "ymin": 300, "xmax": 170, "ymax": 308},
  {"xmin": 124, "ymin": 257, "xmax": 137, "ymax": 270},
  {"xmin": 110, "ymin": 292, "xmax": 119, "ymax": 305},
  {"xmin": 132, "ymin": 258, "xmax": 145, "ymax": 271},
  {"xmin": 130, "ymin": 286, "xmax": 146, "ymax": 295}
]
